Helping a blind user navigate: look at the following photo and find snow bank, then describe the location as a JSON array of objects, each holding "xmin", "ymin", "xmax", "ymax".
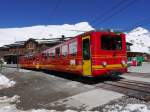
[
  {"xmin": 125, "ymin": 104, "xmax": 149, "ymax": 112},
  {"xmin": 0, "ymin": 95, "xmax": 20, "ymax": 112},
  {"xmin": 103, "ymin": 103, "xmax": 150, "ymax": 112},
  {"xmin": 0, "ymin": 74, "xmax": 15, "ymax": 89}
]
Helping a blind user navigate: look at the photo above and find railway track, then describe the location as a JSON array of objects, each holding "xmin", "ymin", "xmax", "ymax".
[
  {"xmin": 124, "ymin": 73, "xmax": 150, "ymax": 78},
  {"xmin": 96, "ymin": 79, "xmax": 150, "ymax": 101}
]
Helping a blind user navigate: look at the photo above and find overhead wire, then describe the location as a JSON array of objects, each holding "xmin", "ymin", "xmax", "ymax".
[
  {"xmin": 125, "ymin": 16, "xmax": 150, "ymax": 31},
  {"xmin": 90, "ymin": 0, "xmax": 128, "ymax": 25},
  {"xmin": 93, "ymin": 0, "xmax": 138, "ymax": 28},
  {"xmin": 70, "ymin": 0, "xmax": 129, "ymax": 34}
]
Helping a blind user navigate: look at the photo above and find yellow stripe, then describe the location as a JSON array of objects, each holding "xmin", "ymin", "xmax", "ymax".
[
  {"xmin": 107, "ymin": 64, "xmax": 123, "ymax": 69},
  {"xmin": 21, "ymin": 64, "xmax": 127, "ymax": 71},
  {"xmin": 40, "ymin": 64, "xmax": 82, "ymax": 71},
  {"xmin": 92, "ymin": 56, "xmax": 127, "ymax": 58},
  {"xmin": 92, "ymin": 64, "xmax": 127, "ymax": 70}
]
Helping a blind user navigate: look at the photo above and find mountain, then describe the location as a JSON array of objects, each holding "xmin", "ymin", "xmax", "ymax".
[
  {"xmin": 0, "ymin": 22, "xmax": 94, "ymax": 47},
  {"xmin": 126, "ymin": 27, "xmax": 150, "ymax": 54}
]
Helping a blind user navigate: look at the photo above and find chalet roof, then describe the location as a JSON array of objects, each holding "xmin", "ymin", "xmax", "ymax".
[
  {"xmin": 0, "ymin": 45, "xmax": 10, "ymax": 50},
  {"xmin": 0, "ymin": 36, "xmax": 72, "ymax": 50}
]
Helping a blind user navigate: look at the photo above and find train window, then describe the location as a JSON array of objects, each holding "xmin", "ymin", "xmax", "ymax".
[
  {"xmin": 33, "ymin": 57, "xmax": 35, "ymax": 60},
  {"xmin": 55, "ymin": 47, "xmax": 60, "ymax": 58},
  {"xmin": 51, "ymin": 49, "xmax": 55, "ymax": 58},
  {"xmin": 42, "ymin": 53, "xmax": 45, "ymax": 57},
  {"xmin": 83, "ymin": 38, "xmax": 90, "ymax": 60},
  {"xmin": 47, "ymin": 52, "xmax": 50, "ymax": 59},
  {"xmin": 62, "ymin": 45, "xmax": 68, "ymax": 57},
  {"xmin": 69, "ymin": 41, "xmax": 77, "ymax": 56},
  {"xmin": 101, "ymin": 35, "xmax": 122, "ymax": 50}
]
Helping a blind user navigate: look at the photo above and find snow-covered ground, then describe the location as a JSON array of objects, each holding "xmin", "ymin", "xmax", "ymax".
[
  {"xmin": 0, "ymin": 73, "xmax": 15, "ymax": 89},
  {"xmin": 49, "ymin": 89, "xmax": 124, "ymax": 110},
  {"xmin": 0, "ymin": 94, "xmax": 150, "ymax": 112},
  {"xmin": 103, "ymin": 103, "xmax": 150, "ymax": 112},
  {"xmin": 0, "ymin": 73, "xmax": 80, "ymax": 112},
  {"xmin": 100, "ymin": 96, "xmax": 150, "ymax": 112},
  {"xmin": 128, "ymin": 62, "xmax": 150, "ymax": 73},
  {"xmin": 18, "ymin": 69, "xmax": 32, "ymax": 73},
  {"xmin": 0, "ymin": 71, "xmax": 150, "ymax": 112}
]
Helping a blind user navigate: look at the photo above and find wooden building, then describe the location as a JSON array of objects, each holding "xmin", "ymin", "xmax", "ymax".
[{"xmin": 0, "ymin": 37, "xmax": 70, "ymax": 64}]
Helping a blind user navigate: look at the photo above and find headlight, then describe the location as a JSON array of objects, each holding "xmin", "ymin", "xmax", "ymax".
[
  {"xmin": 102, "ymin": 61, "xmax": 107, "ymax": 67},
  {"xmin": 121, "ymin": 60, "xmax": 126, "ymax": 65}
]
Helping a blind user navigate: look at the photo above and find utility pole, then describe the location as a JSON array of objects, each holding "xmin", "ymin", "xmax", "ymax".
[
  {"xmin": 14, "ymin": 37, "xmax": 19, "ymax": 70},
  {"xmin": 16, "ymin": 43, "xmax": 19, "ymax": 70},
  {"xmin": 0, "ymin": 58, "xmax": 3, "ymax": 73},
  {"xmin": 14, "ymin": 38, "xmax": 19, "ymax": 71}
]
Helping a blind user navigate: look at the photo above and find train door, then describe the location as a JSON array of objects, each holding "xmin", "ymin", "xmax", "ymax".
[{"xmin": 82, "ymin": 36, "xmax": 92, "ymax": 76}]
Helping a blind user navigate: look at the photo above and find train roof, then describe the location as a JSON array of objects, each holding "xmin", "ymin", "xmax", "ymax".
[
  {"xmin": 42, "ymin": 30, "xmax": 125, "ymax": 53},
  {"xmin": 77, "ymin": 29, "xmax": 124, "ymax": 36}
]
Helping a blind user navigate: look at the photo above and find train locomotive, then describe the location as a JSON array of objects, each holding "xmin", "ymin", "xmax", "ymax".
[{"xmin": 19, "ymin": 30, "xmax": 127, "ymax": 77}]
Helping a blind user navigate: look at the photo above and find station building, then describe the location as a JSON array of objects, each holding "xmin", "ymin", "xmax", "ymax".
[{"xmin": 0, "ymin": 36, "xmax": 70, "ymax": 64}]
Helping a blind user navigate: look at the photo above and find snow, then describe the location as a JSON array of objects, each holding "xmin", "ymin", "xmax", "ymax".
[
  {"xmin": 18, "ymin": 69, "xmax": 31, "ymax": 73},
  {"xmin": 0, "ymin": 91, "xmax": 98, "ymax": 112},
  {"xmin": 121, "ymin": 75, "xmax": 150, "ymax": 83},
  {"xmin": 0, "ymin": 95, "xmax": 98, "ymax": 112},
  {"xmin": 65, "ymin": 81, "xmax": 79, "ymax": 88},
  {"xmin": 125, "ymin": 104, "xmax": 149, "ymax": 112},
  {"xmin": 127, "ymin": 62, "xmax": 150, "ymax": 73},
  {"xmin": 0, "ymin": 96, "xmax": 149, "ymax": 112},
  {"xmin": 50, "ymin": 89, "xmax": 124, "ymax": 110},
  {"xmin": 0, "ymin": 73, "xmax": 98, "ymax": 112},
  {"xmin": 126, "ymin": 27, "xmax": 150, "ymax": 54},
  {"xmin": 0, "ymin": 22, "xmax": 94, "ymax": 47},
  {"xmin": 103, "ymin": 104, "xmax": 150, "ymax": 112},
  {"xmin": 0, "ymin": 73, "xmax": 15, "ymax": 89}
]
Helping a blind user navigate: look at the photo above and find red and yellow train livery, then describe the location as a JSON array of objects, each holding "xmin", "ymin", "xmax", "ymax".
[{"xmin": 19, "ymin": 30, "xmax": 127, "ymax": 77}]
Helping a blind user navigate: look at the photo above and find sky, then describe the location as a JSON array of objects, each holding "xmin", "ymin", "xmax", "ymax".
[{"xmin": 0, "ymin": 0, "xmax": 150, "ymax": 31}]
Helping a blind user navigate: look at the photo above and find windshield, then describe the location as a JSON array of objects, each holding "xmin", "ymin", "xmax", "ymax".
[{"xmin": 101, "ymin": 35, "xmax": 122, "ymax": 50}]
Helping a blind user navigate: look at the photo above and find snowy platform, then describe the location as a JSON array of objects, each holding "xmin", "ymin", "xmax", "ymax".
[
  {"xmin": 1, "ymin": 67, "xmax": 150, "ymax": 112},
  {"xmin": 128, "ymin": 62, "xmax": 150, "ymax": 73},
  {"xmin": 50, "ymin": 89, "xmax": 124, "ymax": 110},
  {"xmin": 121, "ymin": 73, "xmax": 150, "ymax": 83}
]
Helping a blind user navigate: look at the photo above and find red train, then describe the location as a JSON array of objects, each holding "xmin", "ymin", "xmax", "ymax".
[{"xmin": 19, "ymin": 30, "xmax": 127, "ymax": 77}]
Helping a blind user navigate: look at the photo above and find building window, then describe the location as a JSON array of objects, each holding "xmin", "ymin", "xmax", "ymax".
[
  {"xmin": 27, "ymin": 42, "xmax": 36, "ymax": 49},
  {"xmin": 62, "ymin": 45, "xmax": 68, "ymax": 57},
  {"xmin": 69, "ymin": 41, "xmax": 77, "ymax": 56}
]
